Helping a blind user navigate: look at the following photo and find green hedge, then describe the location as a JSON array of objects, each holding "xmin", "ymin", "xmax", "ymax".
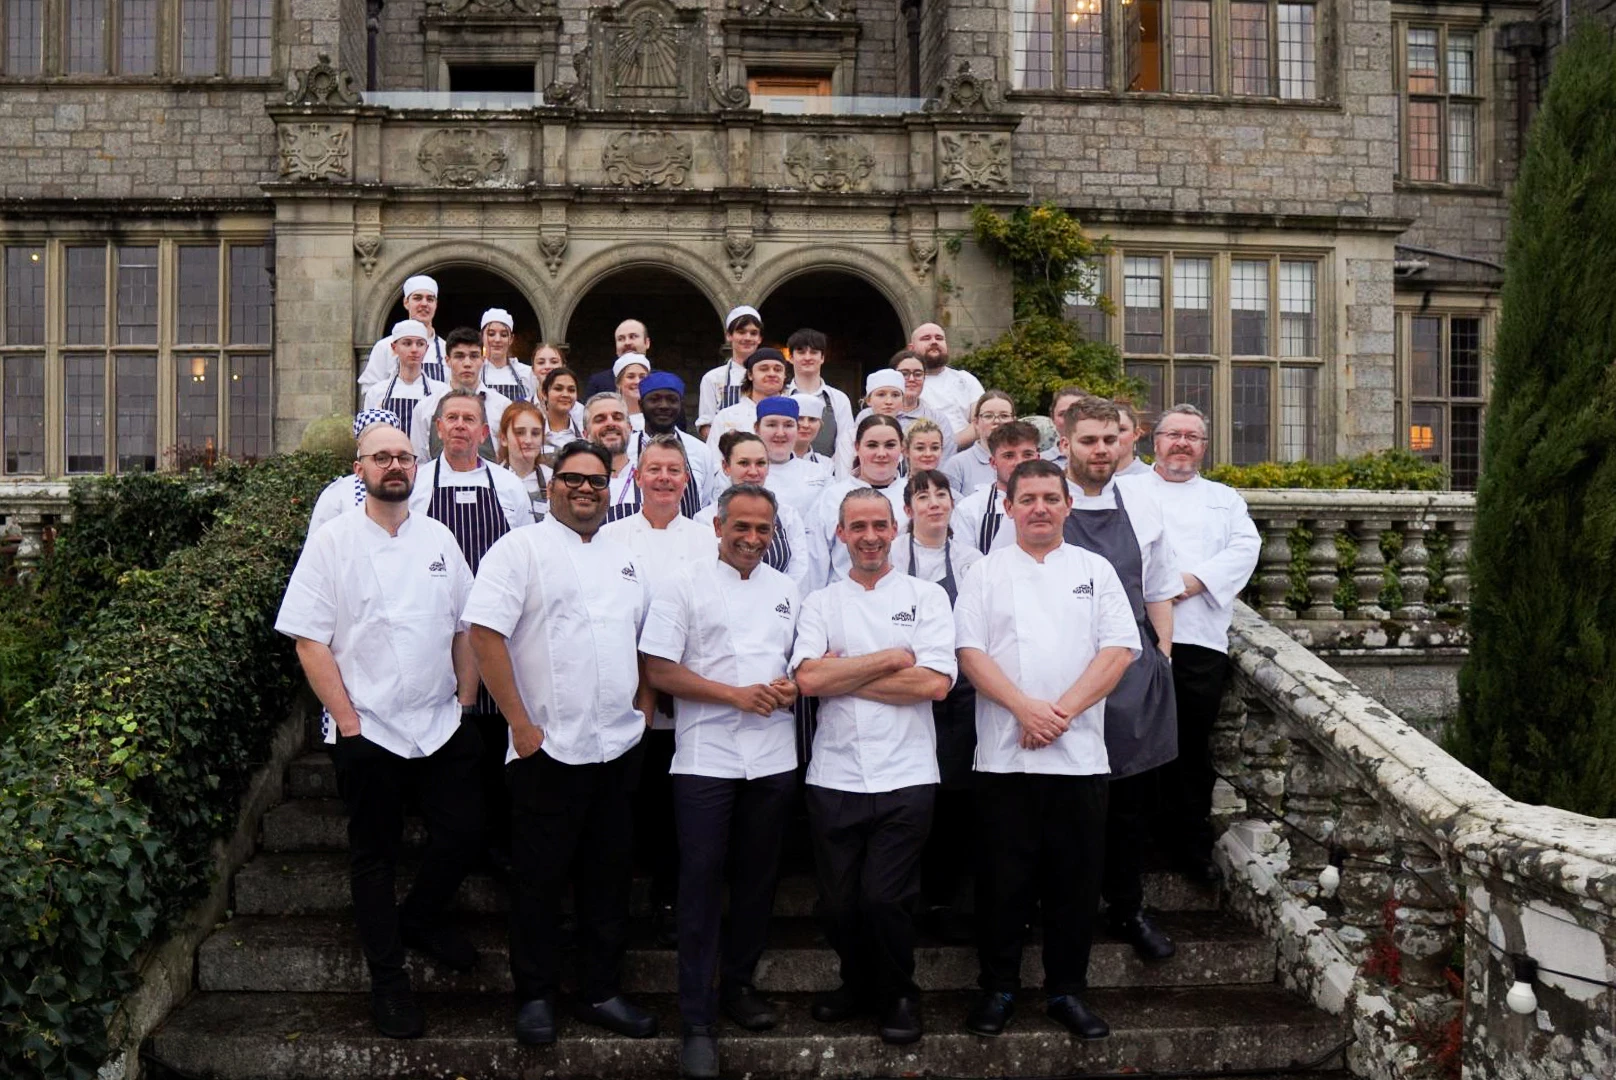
[
  {"xmin": 0, "ymin": 452, "xmax": 342, "ymax": 1080},
  {"xmin": 1205, "ymin": 449, "xmax": 1448, "ymax": 491}
]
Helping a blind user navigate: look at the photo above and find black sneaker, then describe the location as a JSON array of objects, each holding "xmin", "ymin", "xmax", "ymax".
[
  {"xmin": 964, "ymin": 990, "xmax": 1015, "ymax": 1036},
  {"xmin": 370, "ymin": 987, "xmax": 424, "ymax": 1039},
  {"xmin": 1046, "ymin": 994, "xmax": 1109, "ymax": 1039},
  {"xmin": 680, "ymin": 1024, "xmax": 719, "ymax": 1079},
  {"xmin": 574, "ymin": 994, "xmax": 658, "ymax": 1038},
  {"xmin": 879, "ymin": 995, "xmax": 923, "ymax": 1045}
]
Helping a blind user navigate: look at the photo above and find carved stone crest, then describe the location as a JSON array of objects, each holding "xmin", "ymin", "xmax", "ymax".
[
  {"xmin": 431, "ymin": 0, "xmax": 552, "ymax": 13},
  {"xmin": 938, "ymin": 132, "xmax": 1010, "ymax": 190},
  {"xmin": 278, "ymin": 123, "xmax": 351, "ymax": 181},
  {"xmin": 924, "ymin": 61, "xmax": 1003, "ymax": 115},
  {"xmin": 725, "ymin": 232, "xmax": 755, "ymax": 282},
  {"xmin": 587, "ymin": 0, "xmax": 706, "ymax": 110},
  {"xmin": 417, "ymin": 129, "xmax": 509, "ymax": 187},
  {"xmin": 783, "ymin": 134, "xmax": 875, "ymax": 192},
  {"xmin": 285, "ymin": 53, "xmax": 362, "ymax": 107},
  {"xmin": 601, "ymin": 130, "xmax": 693, "ymax": 188},
  {"xmin": 707, "ymin": 56, "xmax": 751, "ymax": 110},
  {"xmin": 539, "ymin": 232, "xmax": 568, "ymax": 276},
  {"xmin": 354, "ymin": 234, "xmax": 382, "ymax": 277},
  {"xmin": 909, "ymin": 235, "xmax": 938, "ymax": 280},
  {"xmin": 732, "ymin": 0, "xmax": 847, "ymax": 18}
]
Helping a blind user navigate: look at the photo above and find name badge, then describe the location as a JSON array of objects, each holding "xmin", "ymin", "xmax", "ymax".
[{"xmin": 455, "ymin": 489, "xmax": 479, "ymax": 505}]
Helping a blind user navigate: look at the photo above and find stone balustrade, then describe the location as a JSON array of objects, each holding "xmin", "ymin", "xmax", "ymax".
[
  {"xmin": 1216, "ymin": 601, "xmax": 1614, "ymax": 1080},
  {"xmin": 0, "ymin": 481, "xmax": 71, "ymax": 580}
]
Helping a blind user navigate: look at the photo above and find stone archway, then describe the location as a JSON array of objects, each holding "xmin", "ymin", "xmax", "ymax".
[
  {"xmin": 563, "ymin": 264, "xmax": 724, "ymax": 394},
  {"xmin": 378, "ymin": 265, "xmax": 545, "ymax": 364},
  {"xmin": 758, "ymin": 269, "xmax": 908, "ymax": 395}
]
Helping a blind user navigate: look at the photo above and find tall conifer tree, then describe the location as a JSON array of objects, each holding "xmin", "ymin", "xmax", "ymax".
[{"xmin": 1453, "ymin": 27, "xmax": 1616, "ymax": 816}]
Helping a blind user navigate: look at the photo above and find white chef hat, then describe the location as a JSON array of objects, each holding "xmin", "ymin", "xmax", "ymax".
[
  {"xmin": 865, "ymin": 370, "xmax": 905, "ymax": 394},
  {"xmin": 390, "ymin": 319, "xmax": 431, "ymax": 342},
  {"xmin": 480, "ymin": 307, "xmax": 513, "ymax": 330},
  {"xmin": 724, "ymin": 305, "xmax": 762, "ymax": 332},
  {"xmin": 613, "ymin": 352, "xmax": 652, "ymax": 379},
  {"xmin": 401, "ymin": 275, "xmax": 438, "ymax": 298},
  {"xmin": 791, "ymin": 393, "xmax": 826, "ymax": 420}
]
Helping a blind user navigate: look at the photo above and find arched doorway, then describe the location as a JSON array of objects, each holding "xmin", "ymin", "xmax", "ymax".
[
  {"xmin": 564, "ymin": 266, "xmax": 722, "ymax": 395},
  {"xmin": 759, "ymin": 271, "xmax": 906, "ymax": 398},
  {"xmin": 380, "ymin": 266, "xmax": 544, "ymax": 363}
]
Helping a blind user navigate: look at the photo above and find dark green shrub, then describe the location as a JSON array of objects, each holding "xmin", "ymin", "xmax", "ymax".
[{"xmin": 1205, "ymin": 450, "xmax": 1447, "ymax": 491}]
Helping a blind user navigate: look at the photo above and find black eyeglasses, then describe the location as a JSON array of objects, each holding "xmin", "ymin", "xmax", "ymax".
[
  {"xmin": 358, "ymin": 451, "xmax": 417, "ymax": 467},
  {"xmin": 554, "ymin": 472, "xmax": 610, "ymax": 490}
]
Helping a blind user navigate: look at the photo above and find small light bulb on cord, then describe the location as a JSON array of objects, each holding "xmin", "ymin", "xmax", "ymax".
[
  {"xmin": 1506, "ymin": 954, "xmax": 1538, "ymax": 1015},
  {"xmin": 1318, "ymin": 846, "xmax": 1345, "ymax": 898}
]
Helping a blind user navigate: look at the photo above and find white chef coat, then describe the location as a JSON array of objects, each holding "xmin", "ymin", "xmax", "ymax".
[
  {"xmin": 805, "ymin": 476, "xmax": 908, "ymax": 590},
  {"xmin": 1074, "ymin": 475, "xmax": 1182, "ymax": 605},
  {"xmin": 787, "ymin": 379, "xmax": 857, "ymax": 474},
  {"xmin": 357, "ymin": 333, "xmax": 449, "ymax": 389},
  {"xmin": 696, "ymin": 360, "xmax": 747, "ymax": 428},
  {"xmin": 480, "ymin": 359, "xmax": 537, "ymax": 401},
  {"xmin": 951, "ymin": 484, "xmax": 1017, "ymax": 555},
  {"xmin": 790, "ymin": 569, "xmax": 957, "ymax": 793},
  {"xmin": 692, "ymin": 498, "xmax": 810, "ymax": 590},
  {"xmin": 1139, "ymin": 470, "xmax": 1260, "ymax": 653},
  {"xmin": 1041, "ymin": 444, "xmax": 1067, "ymax": 471},
  {"xmin": 639, "ymin": 558, "xmax": 801, "ymax": 779},
  {"xmin": 941, "ymin": 443, "xmax": 995, "ymax": 498},
  {"xmin": 409, "ymin": 454, "xmax": 535, "ymax": 535},
  {"xmin": 954, "ymin": 544, "xmax": 1140, "ymax": 776},
  {"xmin": 853, "ymin": 404, "xmax": 957, "ymax": 462},
  {"xmin": 627, "ymin": 428, "xmax": 715, "ymax": 510},
  {"xmin": 361, "ymin": 372, "xmax": 447, "ymax": 414},
  {"xmin": 705, "ymin": 399, "xmax": 759, "ymax": 452},
  {"xmin": 275, "ymin": 509, "xmax": 473, "ymax": 757},
  {"xmin": 463, "ymin": 516, "xmax": 650, "ymax": 765},
  {"xmin": 542, "ymin": 410, "xmax": 587, "ymax": 457},
  {"xmin": 767, "ymin": 454, "xmax": 836, "ymax": 517},
  {"xmin": 1117, "ymin": 458, "xmax": 1153, "ymax": 477},
  {"xmin": 919, "ymin": 365, "xmax": 985, "ymax": 433},
  {"xmin": 409, "ymin": 383, "xmax": 514, "ymax": 463},
  {"xmin": 307, "ymin": 474, "xmax": 366, "ymax": 539},
  {"xmin": 890, "ymin": 533, "xmax": 984, "ymax": 587}
]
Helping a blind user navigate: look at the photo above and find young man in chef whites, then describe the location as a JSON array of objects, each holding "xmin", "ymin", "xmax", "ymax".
[{"xmin": 954, "ymin": 458, "xmax": 1140, "ymax": 1041}]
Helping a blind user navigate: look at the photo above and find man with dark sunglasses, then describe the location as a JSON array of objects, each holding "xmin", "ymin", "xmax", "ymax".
[{"xmin": 465, "ymin": 440, "xmax": 660, "ymax": 1046}]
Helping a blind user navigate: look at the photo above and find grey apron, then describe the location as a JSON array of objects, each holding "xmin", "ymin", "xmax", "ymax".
[
  {"xmin": 906, "ymin": 535, "xmax": 976, "ymax": 790},
  {"xmin": 1062, "ymin": 485, "xmax": 1178, "ymax": 778}
]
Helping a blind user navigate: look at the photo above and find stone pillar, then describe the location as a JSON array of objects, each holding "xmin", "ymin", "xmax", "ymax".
[
  {"xmin": 1394, "ymin": 518, "xmax": 1433, "ymax": 620},
  {"xmin": 272, "ymin": 197, "xmax": 361, "ymax": 452},
  {"xmin": 1256, "ymin": 515, "xmax": 1298, "ymax": 620},
  {"xmin": 1350, "ymin": 516, "xmax": 1392, "ymax": 618},
  {"xmin": 1302, "ymin": 518, "xmax": 1345, "ymax": 620}
]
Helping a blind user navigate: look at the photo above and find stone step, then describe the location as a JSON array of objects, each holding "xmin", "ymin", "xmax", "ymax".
[
  {"xmin": 150, "ymin": 987, "xmax": 1346, "ymax": 1080},
  {"xmin": 287, "ymin": 753, "xmax": 338, "ymax": 800},
  {"xmin": 198, "ymin": 912, "xmax": 1271, "ymax": 995},
  {"xmin": 233, "ymin": 852, "xmax": 1220, "ymax": 918}
]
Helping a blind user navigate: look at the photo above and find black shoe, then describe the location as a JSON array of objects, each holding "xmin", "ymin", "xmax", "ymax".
[
  {"xmin": 1176, "ymin": 851, "xmax": 1224, "ymax": 885},
  {"xmin": 575, "ymin": 994, "xmax": 658, "ymax": 1038},
  {"xmin": 721, "ymin": 984, "xmax": 778, "ymax": 1031},
  {"xmin": 964, "ymin": 990, "xmax": 1015, "ymax": 1036},
  {"xmin": 514, "ymin": 997, "xmax": 556, "ymax": 1045},
  {"xmin": 400, "ymin": 923, "xmax": 478, "ymax": 973},
  {"xmin": 370, "ymin": 987, "xmax": 424, "ymax": 1039},
  {"xmin": 1109, "ymin": 910, "xmax": 1177, "ymax": 961},
  {"xmin": 879, "ymin": 996, "xmax": 923, "ymax": 1045},
  {"xmin": 811, "ymin": 984, "xmax": 866, "ymax": 1024},
  {"xmin": 1046, "ymin": 994, "xmax": 1110, "ymax": 1039},
  {"xmin": 680, "ymin": 1024, "xmax": 719, "ymax": 1079}
]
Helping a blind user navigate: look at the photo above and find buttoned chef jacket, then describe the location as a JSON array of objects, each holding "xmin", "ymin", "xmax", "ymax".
[
  {"xmin": 639, "ymin": 558, "xmax": 801, "ymax": 779},
  {"xmin": 463, "ymin": 516, "xmax": 651, "ymax": 765},
  {"xmin": 766, "ymin": 454, "xmax": 836, "ymax": 518},
  {"xmin": 275, "ymin": 510, "xmax": 474, "ymax": 757},
  {"xmin": 1074, "ymin": 474, "xmax": 1183, "ymax": 606},
  {"xmin": 1138, "ymin": 470, "xmax": 1260, "ymax": 653},
  {"xmin": 805, "ymin": 476, "xmax": 908, "ymax": 590},
  {"xmin": 307, "ymin": 474, "xmax": 366, "ymax": 540},
  {"xmin": 693, "ymin": 499, "xmax": 810, "ymax": 590},
  {"xmin": 918, "ymin": 365, "xmax": 985, "ymax": 433},
  {"xmin": 409, "ymin": 455, "xmax": 537, "ymax": 535},
  {"xmin": 790, "ymin": 569, "xmax": 957, "ymax": 793},
  {"xmin": 954, "ymin": 544, "xmax": 1140, "ymax": 775}
]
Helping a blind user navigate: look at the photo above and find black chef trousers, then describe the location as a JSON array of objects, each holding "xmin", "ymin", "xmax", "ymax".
[
  {"xmin": 507, "ymin": 741, "xmax": 643, "ymax": 1004},
  {"xmin": 805, "ymin": 783, "xmax": 935, "ymax": 1000},
  {"xmin": 331, "ymin": 721, "xmax": 484, "ymax": 993},
  {"xmin": 974, "ymin": 771, "xmax": 1107, "ymax": 996},
  {"xmin": 1162, "ymin": 643, "xmax": 1230, "ymax": 859},
  {"xmin": 1100, "ymin": 767, "xmax": 1158, "ymax": 919},
  {"xmin": 673, "ymin": 769, "xmax": 797, "ymax": 1026},
  {"xmin": 466, "ymin": 710, "xmax": 512, "ymax": 856},
  {"xmin": 634, "ymin": 727, "xmax": 679, "ymax": 911}
]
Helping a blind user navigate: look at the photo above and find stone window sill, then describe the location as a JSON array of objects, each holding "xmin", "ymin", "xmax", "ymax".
[{"xmin": 1007, "ymin": 89, "xmax": 1340, "ymax": 111}]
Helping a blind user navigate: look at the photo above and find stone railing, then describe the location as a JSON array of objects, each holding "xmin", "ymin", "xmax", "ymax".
[
  {"xmin": 0, "ymin": 481, "xmax": 71, "ymax": 579},
  {"xmin": 1215, "ymin": 602, "xmax": 1615, "ymax": 1080}
]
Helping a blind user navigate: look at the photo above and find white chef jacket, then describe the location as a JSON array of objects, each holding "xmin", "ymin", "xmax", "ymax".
[
  {"xmin": 705, "ymin": 399, "xmax": 759, "ymax": 452},
  {"xmin": 408, "ymin": 454, "xmax": 536, "ymax": 535},
  {"xmin": 627, "ymin": 428, "xmax": 715, "ymax": 510},
  {"xmin": 1074, "ymin": 475, "xmax": 1182, "ymax": 605},
  {"xmin": 409, "ymin": 383, "xmax": 514, "ymax": 463},
  {"xmin": 692, "ymin": 499, "xmax": 810, "ymax": 590},
  {"xmin": 787, "ymin": 379, "xmax": 857, "ymax": 474},
  {"xmin": 954, "ymin": 544, "xmax": 1140, "ymax": 776},
  {"xmin": 790, "ymin": 569, "xmax": 957, "ymax": 793},
  {"xmin": 767, "ymin": 454, "xmax": 836, "ymax": 518},
  {"xmin": 601, "ymin": 512, "xmax": 718, "ymax": 729},
  {"xmin": 1139, "ymin": 471, "xmax": 1260, "ymax": 653},
  {"xmin": 463, "ymin": 516, "xmax": 651, "ymax": 765},
  {"xmin": 950, "ymin": 484, "xmax": 1017, "ymax": 555},
  {"xmin": 275, "ymin": 509, "xmax": 473, "ymax": 757},
  {"xmin": 307, "ymin": 474, "xmax": 365, "ymax": 539},
  {"xmin": 942, "ymin": 443, "xmax": 995, "ymax": 497},
  {"xmin": 853, "ymin": 404, "xmax": 957, "ymax": 462},
  {"xmin": 357, "ymin": 333, "xmax": 449, "ymax": 389},
  {"xmin": 480, "ymin": 359, "xmax": 537, "ymax": 401},
  {"xmin": 361, "ymin": 372, "xmax": 447, "ymax": 414},
  {"xmin": 805, "ymin": 476, "xmax": 909, "ymax": 590},
  {"xmin": 639, "ymin": 559, "xmax": 801, "ymax": 779},
  {"xmin": 696, "ymin": 360, "xmax": 747, "ymax": 428},
  {"xmin": 1117, "ymin": 458, "xmax": 1153, "ymax": 478},
  {"xmin": 919, "ymin": 366, "xmax": 985, "ymax": 433},
  {"xmin": 890, "ymin": 534, "xmax": 984, "ymax": 588}
]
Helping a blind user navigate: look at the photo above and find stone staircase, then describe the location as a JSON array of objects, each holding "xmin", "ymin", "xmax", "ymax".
[{"xmin": 148, "ymin": 750, "xmax": 1352, "ymax": 1079}]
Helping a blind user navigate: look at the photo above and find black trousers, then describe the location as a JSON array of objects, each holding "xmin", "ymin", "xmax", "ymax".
[
  {"xmin": 920, "ymin": 786, "xmax": 975, "ymax": 910},
  {"xmin": 507, "ymin": 742, "xmax": 643, "ymax": 1003},
  {"xmin": 974, "ymin": 771, "xmax": 1107, "ymax": 996},
  {"xmin": 634, "ymin": 728, "xmax": 679, "ymax": 909},
  {"xmin": 1100, "ymin": 768, "xmax": 1158, "ymax": 918},
  {"xmin": 805, "ymin": 783, "xmax": 935, "ymax": 1000},
  {"xmin": 467, "ymin": 711, "xmax": 512, "ymax": 855},
  {"xmin": 1162, "ymin": 643, "xmax": 1230, "ymax": 859},
  {"xmin": 331, "ymin": 722, "xmax": 484, "ymax": 993},
  {"xmin": 673, "ymin": 770, "xmax": 797, "ymax": 1026}
]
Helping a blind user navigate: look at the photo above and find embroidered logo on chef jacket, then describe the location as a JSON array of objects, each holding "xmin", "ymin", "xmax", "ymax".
[
  {"xmin": 891, "ymin": 604, "xmax": 917, "ymax": 624},
  {"xmin": 775, "ymin": 599, "xmax": 793, "ymax": 618},
  {"xmin": 1072, "ymin": 580, "xmax": 1093, "ymax": 597},
  {"xmin": 620, "ymin": 563, "xmax": 638, "ymax": 581},
  {"xmin": 428, "ymin": 555, "xmax": 448, "ymax": 576}
]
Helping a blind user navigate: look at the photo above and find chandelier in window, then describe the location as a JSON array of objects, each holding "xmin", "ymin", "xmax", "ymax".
[{"xmin": 1070, "ymin": 0, "xmax": 1103, "ymax": 15}]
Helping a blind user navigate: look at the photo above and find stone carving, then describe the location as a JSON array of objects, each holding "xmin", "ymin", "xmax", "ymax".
[
  {"xmin": 725, "ymin": 231, "xmax": 755, "ymax": 282},
  {"xmin": 543, "ymin": 45, "xmax": 590, "ymax": 106},
  {"xmin": 431, "ymin": 0, "xmax": 553, "ymax": 13},
  {"xmin": 277, "ymin": 123, "xmax": 351, "ymax": 181},
  {"xmin": 707, "ymin": 57, "xmax": 751, "ymax": 110},
  {"xmin": 354, "ymin": 235, "xmax": 382, "ymax": 277},
  {"xmin": 539, "ymin": 231, "xmax": 568, "ymax": 276},
  {"xmin": 589, "ymin": 0, "xmax": 705, "ymax": 110},
  {"xmin": 783, "ymin": 134, "xmax": 875, "ymax": 192},
  {"xmin": 285, "ymin": 53, "xmax": 362, "ymax": 107},
  {"xmin": 417, "ymin": 129, "xmax": 509, "ymax": 186},
  {"xmin": 611, "ymin": 2, "xmax": 685, "ymax": 95},
  {"xmin": 939, "ymin": 132, "xmax": 1010, "ymax": 190},
  {"xmin": 601, "ymin": 130, "xmax": 693, "ymax": 188},
  {"xmin": 924, "ymin": 60, "xmax": 1003, "ymax": 115},
  {"xmin": 909, "ymin": 235, "xmax": 937, "ymax": 280},
  {"xmin": 732, "ymin": 0, "xmax": 847, "ymax": 18}
]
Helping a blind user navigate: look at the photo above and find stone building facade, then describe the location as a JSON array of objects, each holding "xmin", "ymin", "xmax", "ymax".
[{"xmin": 0, "ymin": 0, "xmax": 1553, "ymax": 485}]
